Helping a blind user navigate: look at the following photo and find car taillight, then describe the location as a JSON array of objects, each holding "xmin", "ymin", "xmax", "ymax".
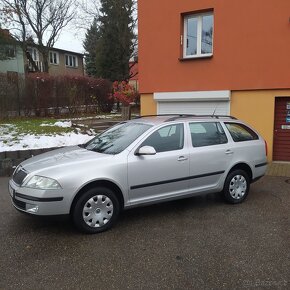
[{"xmin": 264, "ymin": 140, "xmax": 268, "ymax": 156}]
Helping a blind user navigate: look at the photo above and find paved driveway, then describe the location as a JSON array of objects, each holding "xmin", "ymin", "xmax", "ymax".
[{"xmin": 0, "ymin": 176, "xmax": 289, "ymax": 289}]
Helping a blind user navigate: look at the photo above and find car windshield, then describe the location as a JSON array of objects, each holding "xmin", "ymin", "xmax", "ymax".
[{"xmin": 84, "ymin": 122, "xmax": 152, "ymax": 154}]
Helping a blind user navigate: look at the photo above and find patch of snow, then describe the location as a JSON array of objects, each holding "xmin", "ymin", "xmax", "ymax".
[
  {"xmin": 40, "ymin": 121, "xmax": 72, "ymax": 128},
  {"xmin": 54, "ymin": 121, "xmax": 72, "ymax": 128},
  {"xmin": 70, "ymin": 114, "xmax": 121, "ymax": 121},
  {"xmin": 0, "ymin": 132, "xmax": 93, "ymax": 152},
  {"xmin": 0, "ymin": 116, "xmax": 120, "ymax": 152}
]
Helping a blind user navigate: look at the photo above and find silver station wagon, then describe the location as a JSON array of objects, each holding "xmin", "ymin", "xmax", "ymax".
[{"xmin": 9, "ymin": 115, "xmax": 268, "ymax": 233}]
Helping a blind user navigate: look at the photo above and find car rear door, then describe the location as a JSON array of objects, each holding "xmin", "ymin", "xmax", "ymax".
[{"xmin": 188, "ymin": 121, "xmax": 233, "ymax": 193}]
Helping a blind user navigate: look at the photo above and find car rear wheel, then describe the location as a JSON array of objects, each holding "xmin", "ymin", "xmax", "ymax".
[
  {"xmin": 72, "ymin": 187, "xmax": 120, "ymax": 234},
  {"xmin": 223, "ymin": 169, "xmax": 250, "ymax": 204}
]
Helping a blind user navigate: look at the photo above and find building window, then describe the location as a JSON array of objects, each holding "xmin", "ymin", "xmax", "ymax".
[
  {"xmin": 27, "ymin": 47, "xmax": 39, "ymax": 61},
  {"xmin": 5, "ymin": 45, "xmax": 16, "ymax": 58},
  {"xmin": 49, "ymin": 51, "xmax": 59, "ymax": 65},
  {"xmin": 65, "ymin": 54, "xmax": 78, "ymax": 68},
  {"xmin": 183, "ymin": 12, "xmax": 213, "ymax": 58}
]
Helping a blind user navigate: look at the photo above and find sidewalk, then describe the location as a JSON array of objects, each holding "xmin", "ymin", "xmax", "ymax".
[{"xmin": 266, "ymin": 162, "xmax": 290, "ymax": 177}]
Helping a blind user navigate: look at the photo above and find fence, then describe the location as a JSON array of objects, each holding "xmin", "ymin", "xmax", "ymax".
[{"xmin": 0, "ymin": 73, "xmax": 113, "ymax": 118}]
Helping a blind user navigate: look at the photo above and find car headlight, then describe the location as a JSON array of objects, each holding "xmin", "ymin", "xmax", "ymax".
[{"xmin": 23, "ymin": 175, "xmax": 62, "ymax": 190}]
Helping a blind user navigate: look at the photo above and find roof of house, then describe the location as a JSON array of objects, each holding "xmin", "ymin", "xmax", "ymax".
[
  {"xmin": 0, "ymin": 28, "xmax": 83, "ymax": 57},
  {"xmin": 48, "ymin": 46, "xmax": 84, "ymax": 57}
]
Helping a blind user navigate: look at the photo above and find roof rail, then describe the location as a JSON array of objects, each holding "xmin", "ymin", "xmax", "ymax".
[
  {"xmin": 165, "ymin": 115, "xmax": 237, "ymax": 121},
  {"xmin": 133, "ymin": 114, "xmax": 237, "ymax": 121},
  {"xmin": 133, "ymin": 114, "xmax": 191, "ymax": 119}
]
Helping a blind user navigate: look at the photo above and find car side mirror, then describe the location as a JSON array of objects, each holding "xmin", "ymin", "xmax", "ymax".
[{"xmin": 135, "ymin": 146, "xmax": 156, "ymax": 156}]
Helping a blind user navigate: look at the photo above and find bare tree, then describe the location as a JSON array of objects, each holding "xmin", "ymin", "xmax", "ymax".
[{"xmin": 0, "ymin": 0, "xmax": 77, "ymax": 72}]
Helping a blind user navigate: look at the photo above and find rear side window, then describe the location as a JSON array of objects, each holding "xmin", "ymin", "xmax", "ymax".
[
  {"xmin": 189, "ymin": 122, "xmax": 228, "ymax": 147},
  {"xmin": 225, "ymin": 123, "xmax": 259, "ymax": 142}
]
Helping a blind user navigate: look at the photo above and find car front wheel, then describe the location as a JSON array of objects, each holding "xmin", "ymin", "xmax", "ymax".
[
  {"xmin": 72, "ymin": 187, "xmax": 120, "ymax": 234},
  {"xmin": 223, "ymin": 169, "xmax": 250, "ymax": 204}
]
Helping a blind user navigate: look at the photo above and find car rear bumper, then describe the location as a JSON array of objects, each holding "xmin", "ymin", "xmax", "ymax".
[{"xmin": 253, "ymin": 162, "xmax": 268, "ymax": 180}]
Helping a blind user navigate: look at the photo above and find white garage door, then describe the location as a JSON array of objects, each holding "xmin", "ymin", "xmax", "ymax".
[
  {"xmin": 158, "ymin": 101, "xmax": 229, "ymax": 115},
  {"xmin": 155, "ymin": 90, "xmax": 231, "ymax": 115}
]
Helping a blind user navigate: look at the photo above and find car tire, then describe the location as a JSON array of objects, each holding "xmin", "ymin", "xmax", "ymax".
[
  {"xmin": 223, "ymin": 169, "xmax": 250, "ymax": 204},
  {"xmin": 72, "ymin": 187, "xmax": 120, "ymax": 234}
]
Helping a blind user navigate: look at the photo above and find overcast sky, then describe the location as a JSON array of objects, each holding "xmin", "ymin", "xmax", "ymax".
[
  {"xmin": 1, "ymin": 0, "xmax": 95, "ymax": 54},
  {"xmin": 54, "ymin": 27, "xmax": 85, "ymax": 53},
  {"xmin": 54, "ymin": 0, "xmax": 98, "ymax": 53}
]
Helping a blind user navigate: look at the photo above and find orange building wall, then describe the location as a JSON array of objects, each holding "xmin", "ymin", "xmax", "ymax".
[
  {"xmin": 231, "ymin": 90, "xmax": 290, "ymax": 162},
  {"xmin": 140, "ymin": 93, "xmax": 156, "ymax": 115},
  {"xmin": 138, "ymin": 0, "xmax": 290, "ymax": 94}
]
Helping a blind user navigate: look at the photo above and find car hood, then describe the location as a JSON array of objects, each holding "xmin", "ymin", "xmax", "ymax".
[{"xmin": 20, "ymin": 146, "xmax": 112, "ymax": 173}]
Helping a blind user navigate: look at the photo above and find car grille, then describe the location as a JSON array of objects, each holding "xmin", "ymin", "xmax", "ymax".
[
  {"xmin": 12, "ymin": 197, "xmax": 26, "ymax": 210},
  {"xmin": 13, "ymin": 167, "xmax": 28, "ymax": 185}
]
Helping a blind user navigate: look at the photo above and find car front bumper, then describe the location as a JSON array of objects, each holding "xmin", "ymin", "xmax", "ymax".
[{"xmin": 9, "ymin": 179, "xmax": 70, "ymax": 216}]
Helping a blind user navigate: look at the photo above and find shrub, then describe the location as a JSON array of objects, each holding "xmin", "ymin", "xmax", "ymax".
[
  {"xmin": 22, "ymin": 73, "xmax": 113, "ymax": 116},
  {"xmin": 112, "ymin": 81, "xmax": 139, "ymax": 106}
]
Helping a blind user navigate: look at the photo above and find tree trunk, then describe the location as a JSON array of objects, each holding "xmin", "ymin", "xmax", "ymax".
[
  {"xmin": 121, "ymin": 105, "xmax": 131, "ymax": 120},
  {"xmin": 41, "ymin": 50, "xmax": 49, "ymax": 73},
  {"xmin": 26, "ymin": 51, "xmax": 39, "ymax": 72}
]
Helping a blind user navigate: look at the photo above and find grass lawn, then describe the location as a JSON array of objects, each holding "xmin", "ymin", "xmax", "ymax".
[
  {"xmin": 0, "ymin": 118, "xmax": 74, "ymax": 136},
  {"xmin": 0, "ymin": 118, "xmax": 82, "ymax": 150},
  {"xmin": 0, "ymin": 114, "xmax": 122, "ymax": 151}
]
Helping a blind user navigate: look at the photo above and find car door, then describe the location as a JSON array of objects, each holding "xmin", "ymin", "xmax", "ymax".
[
  {"xmin": 188, "ymin": 121, "xmax": 233, "ymax": 193},
  {"xmin": 127, "ymin": 123, "xmax": 190, "ymax": 205}
]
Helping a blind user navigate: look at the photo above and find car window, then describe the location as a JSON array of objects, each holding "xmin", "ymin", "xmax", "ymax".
[
  {"xmin": 141, "ymin": 124, "xmax": 184, "ymax": 153},
  {"xmin": 85, "ymin": 122, "xmax": 152, "ymax": 154},
  {"xmin": 189, "ymin": 122, "xmax": 228, "ymax": 147},
  {"xmin": 225, "ymin": 123, "xmax": 259, "ymax": 142},
  {"xmin": 158, "ymin": 125, "xmax": 177, "ymax": 137}
]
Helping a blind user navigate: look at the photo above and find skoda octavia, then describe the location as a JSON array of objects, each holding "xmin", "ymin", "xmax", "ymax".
[{"xmin": 9, "ymin": 115, "xmax": 268, "ymax": 233}]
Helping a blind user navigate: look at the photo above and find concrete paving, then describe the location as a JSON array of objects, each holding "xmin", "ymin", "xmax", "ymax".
[
  {"xmin": 0, "ymin": 176, "xmax": 289, "ymax": 289},
  {"xmin": 267, "ymin": 162, "xmax": 290, "ymax": 177}
]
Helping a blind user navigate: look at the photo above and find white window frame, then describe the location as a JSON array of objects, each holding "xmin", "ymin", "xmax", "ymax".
[
  {"xmin": 65, "ymin": 54, "xmax": 78, "ymax": 68},
  {"xmin": 183, "ymin": 12, "xmax": 214, "ymax": 59},
  {"xmin": 27, "ymin": 47, "xmax": 39, "ymax": 61},
  {"xmin": 49, "ymin": 51, "xmax": 59, "ymax": 65}
]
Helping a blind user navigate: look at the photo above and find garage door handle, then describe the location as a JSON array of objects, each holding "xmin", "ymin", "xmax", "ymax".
[
  {"xmin": 178, "ymin": 156, "xmax": 188, "ymax": 161},
  {"xmin": 225, "ymin": 150, "xmax": 233, "ymax": 155}
]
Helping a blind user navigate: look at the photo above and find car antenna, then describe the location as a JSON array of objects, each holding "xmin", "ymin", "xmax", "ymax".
[{"xmin": 212, "ymin": 106, "xmax": 217, "ymax": 117}]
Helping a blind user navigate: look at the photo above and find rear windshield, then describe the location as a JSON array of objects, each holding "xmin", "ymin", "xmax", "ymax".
[
  {"xmin": 84, "ymin": 122, "xmax": 152, "ymax": 154},
  {"xmin": 225, "ymin": 122, "xmax": 259, "ymax": 142}
]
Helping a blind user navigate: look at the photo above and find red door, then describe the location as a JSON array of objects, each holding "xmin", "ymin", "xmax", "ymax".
[{"xmin": 273, "ymin": 97, "xmax": 290, "ymax": 161}]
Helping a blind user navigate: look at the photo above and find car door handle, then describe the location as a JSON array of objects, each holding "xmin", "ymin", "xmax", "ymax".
[
  {"xmin": 225, "ymin": 150, "xmax": 233, "ymax": 155},
  {"xmin": 178, "ymin": 156, "xmax": 188, "ymax": 161}
]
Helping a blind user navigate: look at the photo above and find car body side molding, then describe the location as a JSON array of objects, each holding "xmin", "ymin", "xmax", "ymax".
[{"xmin": 130, "ymin": 171, "xmax": 225, "ymax": 190}]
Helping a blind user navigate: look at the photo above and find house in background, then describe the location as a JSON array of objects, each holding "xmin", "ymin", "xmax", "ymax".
[
  {"xmin": 138, "ymin": 0, "xmax": 290, "ymax": 162},
  {"xmin": 0, "ymin": 29, "xmax": 25, "ymax": 74},
  {"xmin": 0, "ymin": 45, "xmax": 25, "ymax": 74},
  {"xmin": 0, "ymin": 29, "xmax": 84, "ymax": 76},
  {"xmin": 26, "ymin": 46, "xmax": 84, "ymax": 76}
]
